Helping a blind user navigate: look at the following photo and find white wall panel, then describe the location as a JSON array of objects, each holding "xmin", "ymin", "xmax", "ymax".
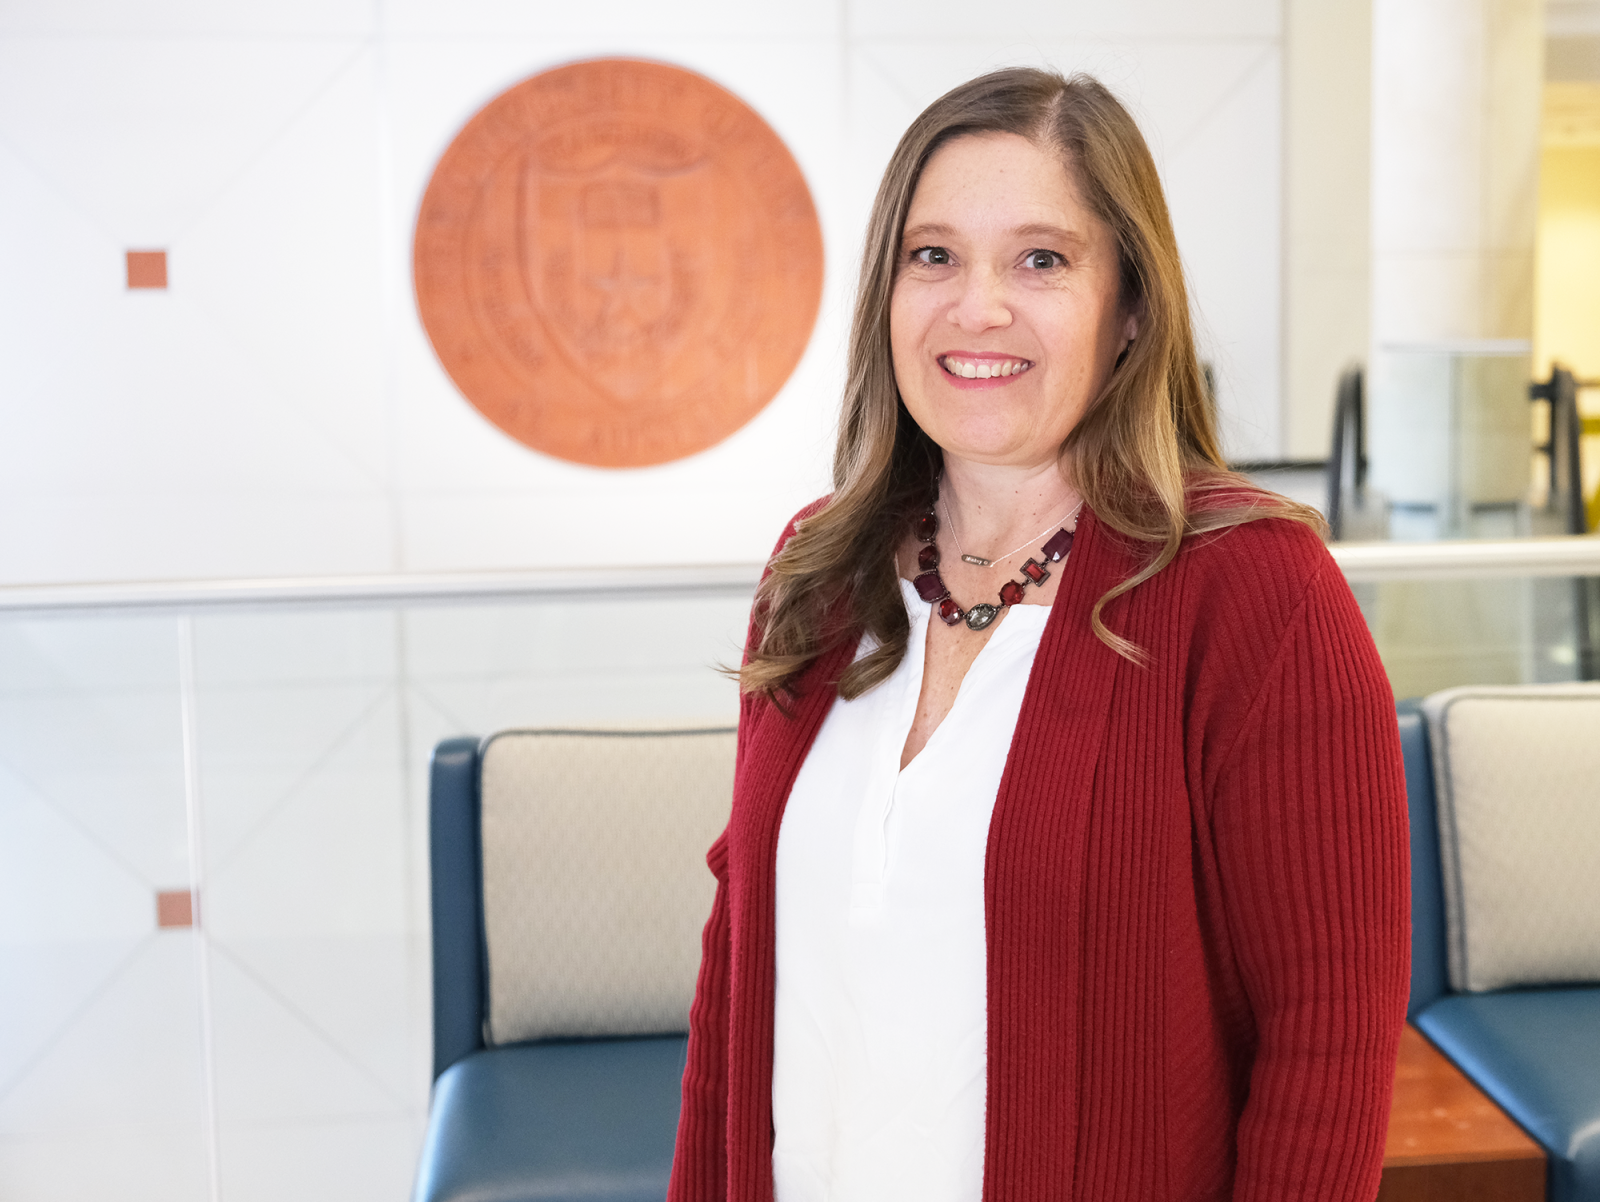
[
  {"xmin": 0, "ymin": 2, "xmax": 1284, "ymax": 576},
  {"xmin": 0, "ymin": 1, "xmax": 373, "ymax": 36},
  {"xmin": 0, "ymin": 935, "xmax": 210, "ymax": 1132},
  {"xmin": 1163, "ymin": 48, "xmax": 1284, "ymax": 459},
  {"xmin": 849, "ymin": 0, "xmax": 1280, "ymax": 39},
  {"xmin": 0, "ymin": 495, "xmax": 396, "ymax": 584},
  {"xmin": 384, "ymin": 0, "xmax": 839, "ymax": 38},
  {"xmin": 214, "ymin": 1115, "xmax": 420, "ymax": 1202},
  {"xmin": 180, "ymin": 53, "xmax": 390, "ymax": 486},
  {"xmin": 0, "ymin": 39, "xmax": 367, "ymax": 247}
]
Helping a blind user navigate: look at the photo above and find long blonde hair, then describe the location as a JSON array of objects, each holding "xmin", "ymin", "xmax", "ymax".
[{"xmin": 742, "ymin": 68, "xmax": 1321, "ymax": 700}]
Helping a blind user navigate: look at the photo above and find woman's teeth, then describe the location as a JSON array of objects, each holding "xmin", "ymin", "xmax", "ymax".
[{"xmin": 940, "ymin": 357, "xmax": 1031, "ymax": 379}]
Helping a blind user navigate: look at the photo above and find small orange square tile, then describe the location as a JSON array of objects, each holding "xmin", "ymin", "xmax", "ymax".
[
  {"xmin": 156, "ymin": 889, "xmax": 194, "ymax": 929},
  {"xmin": 126, "ymin": 250, "xmax": 167, "ymax": 289}
]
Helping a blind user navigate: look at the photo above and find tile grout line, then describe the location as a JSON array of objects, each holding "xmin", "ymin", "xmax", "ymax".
[
  {"xmin": 206, "ymin": 682, "xmax": 397, "ymax": 879},
  {"xmin": 206, "ymin": 938, "xmax": 416, "ymax": 1113},
  {"xmin": 178, "ymin": 615, "xmax": 223, "ymax": 1202},
  {"xmin": 0, "ymin": 749, "xmax": 156, "ymax": 895},
  {"xmin": 0, "ymin": 934, "xmax": 154, "ymax": 1109},
  {"xmin": 1161, "ymin": 41, "xmax": 1277, "ymax": 164},
  {"xmin": 166, "ymin": 40, "xmax": 373, "ymax": 247}
]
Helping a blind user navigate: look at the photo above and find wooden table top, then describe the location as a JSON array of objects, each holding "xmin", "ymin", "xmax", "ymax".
[{"xmin": 1385, "ymin": 1023, "xmax": 1546, "ymax": 1167}]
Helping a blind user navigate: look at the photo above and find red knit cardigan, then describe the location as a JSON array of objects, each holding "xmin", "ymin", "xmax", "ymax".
[{"xmin": 669, "ymin": 507, "xmax": 1410, "ymax": 1202}]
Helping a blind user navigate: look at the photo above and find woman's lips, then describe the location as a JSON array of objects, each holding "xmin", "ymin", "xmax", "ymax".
[{"xmin": 938, "ymin": 354, "xmax": 1034, "ymax": 383}]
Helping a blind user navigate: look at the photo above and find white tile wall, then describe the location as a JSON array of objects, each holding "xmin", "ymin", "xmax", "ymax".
[
  {"xmin": 0, "ymin": 2, "xmax": 375, "ymax": 37},
  {"xmin": 0, "ymin": 935, "xmax": 210, "ymax": 1132},
  {"xmin": 0, "ymin": 0, "xmax": 1287, "ymax": 586},
  {"xmin": 849, "ymin": 0, "xmax": 1280, "ymax": 39},
  {"xmin": 216, "ymin": 1115, "xmax": 421, "ymax": 1202},
  {"xmin": 0, "ymin": 38, "xmax": 370, "ymax": 248},
  {"xmin": 0, "ymin": 1124, "xmax": 210, "ymax": 1202}
]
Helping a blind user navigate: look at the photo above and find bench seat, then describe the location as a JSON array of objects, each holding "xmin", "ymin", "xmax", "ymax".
[
  {"xmin": 413, "ymin": 1036, "xmax": 688, "ymax": 1202},
  {"xmin": 1416, "ymin": 990, "xmax": 1600, "ymax": 1202}
]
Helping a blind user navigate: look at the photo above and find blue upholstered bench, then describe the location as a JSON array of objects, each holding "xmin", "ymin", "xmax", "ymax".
[
  {"xmin": 412, "ymin": 730, "xmax": 735, "ymax": 1202},
  {"xmin": 411, "ymin": 701, "xmax": 1600, "ymax": 1200},
  {"xmin": 1400, "ymin": 688, "xmax": 1600, "ymax": 1202}
]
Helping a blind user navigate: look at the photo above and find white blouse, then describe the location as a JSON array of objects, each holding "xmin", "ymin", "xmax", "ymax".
[{"xmin": 771, "ymin": 577, "xmax": 1050, "ymax": 1202}]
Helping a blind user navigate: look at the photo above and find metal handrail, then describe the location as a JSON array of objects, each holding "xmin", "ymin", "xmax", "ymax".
[
  {"xmin": 1331, "ymin": 537, "xmax": 1600, "ymax": 582},
  {"xmin": 0, "ymin": 563, "xmax": 766, "ymax": 615},
  {"xmin": 2, "ymin": 539, "xmax": 1599, "ymax": 614}
]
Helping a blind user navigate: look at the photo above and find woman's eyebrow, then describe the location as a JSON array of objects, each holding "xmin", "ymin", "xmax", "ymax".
[
  {"xmin": 1013, "ymin": 223, "xmax": 1090, "ymax": 247},
  {"xmin": 899, "ymin": 221, "xmax": 1091, "ymax": 247}
]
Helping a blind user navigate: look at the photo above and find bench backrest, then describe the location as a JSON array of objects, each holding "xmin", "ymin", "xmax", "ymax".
[
  {"xmin": 1420, "ymin": 685, "xmax": 1600, "ymax": 994},
  {"xmin": 478, "ymin": 728, "xmax": 736, "ymax": 1044},
  {"xmin": 427, "ymin": 728, "xmax": 736, "ymax": 1078}
]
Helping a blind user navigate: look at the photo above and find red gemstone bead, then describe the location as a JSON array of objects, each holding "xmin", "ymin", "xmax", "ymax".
[
  {"xmin": 937, "ymin": 597, "xmax": 964, "ymax": 625},
  {"xmin": 918, "ymin": 543, "xmax": 940, "ymax": 571},
  {"xmin": 1021, "ymin": 558, "xmax": 1049, "ymax": 584},
  {"xmin": 914, "ymin": 512, "xmax": 938, "ymax": 542},
  {"xmin": 999, "ymin": 580, "xmax": 1026, "ymax": 606},
  {"xmin": 1041, "ymin": 528, "xmax": 1074, "ymax": 562},
  {"xmin": 913, "ymin": 571, "xmax": 948, "ymax": 602}
]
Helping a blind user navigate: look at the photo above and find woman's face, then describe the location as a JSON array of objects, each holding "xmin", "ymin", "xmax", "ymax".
[{"xmin": 889, "ymin": 132, "xmax": 1136, "ymax": 473}]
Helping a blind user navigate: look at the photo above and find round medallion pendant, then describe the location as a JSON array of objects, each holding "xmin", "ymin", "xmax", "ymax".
[
  {"xmin": 413, "ymin": 58, "xmax": 825, "ymax": 467},
  {"xmin": 964, "ymin": 603, "xmax": 999, "ymax": 631}
]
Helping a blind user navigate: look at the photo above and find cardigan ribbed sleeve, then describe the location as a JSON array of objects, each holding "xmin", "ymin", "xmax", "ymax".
[
  {"xmin": 1205, "ymin": 557, "xmax": 1410, "ymax": 1201},
  {"xmin": 669, "ymin": 827, "xmax": 731, "ymax": 1202}
]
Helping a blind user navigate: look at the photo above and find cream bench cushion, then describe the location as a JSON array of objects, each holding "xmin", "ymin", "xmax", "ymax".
[
  {"xmin": 1422, "ymin": 684, "xmax": 1600, "ymax": 992},
  {"xmin": 478, "ymin": 727, "xmax": 735, "ymax": 1044}
]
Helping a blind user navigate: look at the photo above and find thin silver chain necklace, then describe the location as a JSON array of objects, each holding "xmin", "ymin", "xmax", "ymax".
[{"xmin": 939, "ymin": 492, "xmax": 1085, "ymax": 568}]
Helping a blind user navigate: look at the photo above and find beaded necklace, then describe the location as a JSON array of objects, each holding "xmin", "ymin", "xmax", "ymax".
[
  {"xmin": 910, "ymin": 500, "xmax": 1082, "ymax": 631},
  {"xmin": 941, "ymin": 494, "xmax": 1080, "ymax": 568}
]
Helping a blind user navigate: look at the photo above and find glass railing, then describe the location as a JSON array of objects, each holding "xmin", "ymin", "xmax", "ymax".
[
  {"xmin": 0, "ymin": 568, "xmax": 756, "ymax": 1199},
  {"xmin": 1332, "ymin": 537, "xmax": 1600, "ymax": 695}
]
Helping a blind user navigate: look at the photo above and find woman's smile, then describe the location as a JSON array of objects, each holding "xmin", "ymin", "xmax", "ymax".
[{"xmin": 937, "ymin": 352, "xmax": 1035, "ymax": 384}]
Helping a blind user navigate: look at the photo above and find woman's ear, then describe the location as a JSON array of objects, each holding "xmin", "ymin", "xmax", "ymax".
[{"xmin": 1122, "ymin": 303, "xmax": 1141, "ymax": 344}]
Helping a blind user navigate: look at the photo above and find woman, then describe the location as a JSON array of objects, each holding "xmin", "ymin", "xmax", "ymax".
[{"xmin": 670, "ymin": 69, "xmax": 1408, "ymax": 1202}]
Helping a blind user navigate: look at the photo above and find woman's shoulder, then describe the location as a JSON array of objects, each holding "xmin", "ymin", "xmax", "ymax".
[
  {"xmin": 1182, "ymin": 513, "xmax": 1331, "ymax": 578},
  {"xmin": 1175, "ymin": 476, "xmax": 1332, "ymax": 583},
  {"xmin": 1175, "ymin": 524, "xmax": 1336, "ymax": 642},
  {"xmin": 1126, "ymin": 510, "xmax": 1341, "ymax": 649}
]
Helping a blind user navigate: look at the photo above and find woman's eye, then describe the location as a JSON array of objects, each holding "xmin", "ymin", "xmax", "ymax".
[
  {"xmin": 1025, "ymin": 250, "xmax": 1063, "ymax": 270},
  {"xmin": 912, "ymin": 246, "xmax": 951, "ymax": 266}
]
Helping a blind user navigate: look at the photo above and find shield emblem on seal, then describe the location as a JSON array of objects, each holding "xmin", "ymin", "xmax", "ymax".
[{"xmin": 520, "ymin": 118, "xmax": 711, "ymax": 405}]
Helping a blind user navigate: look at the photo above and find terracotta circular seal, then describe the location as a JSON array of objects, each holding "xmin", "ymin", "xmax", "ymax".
[{"xmin": 414, "ymin": 59, "xmax": 825, "ymax": 468}]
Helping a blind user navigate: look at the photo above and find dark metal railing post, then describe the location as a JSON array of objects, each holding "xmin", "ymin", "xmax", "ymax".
[
  {"xmin": 1326, "ymin": 366, "xmax": 1366, "ymax": 541},
  {"xmin": 1533, "ymin": 364, "xmax": 1597, "ymax": 678},
  {"xmin": 1530, "ymin": 365, "xmax": 1586, "ymax": 534}
]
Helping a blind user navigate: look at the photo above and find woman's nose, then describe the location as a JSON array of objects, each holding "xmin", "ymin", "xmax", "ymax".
[{"xmin": 947, "ymin": 266, "xmax": 1012, "ymax": 332}]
